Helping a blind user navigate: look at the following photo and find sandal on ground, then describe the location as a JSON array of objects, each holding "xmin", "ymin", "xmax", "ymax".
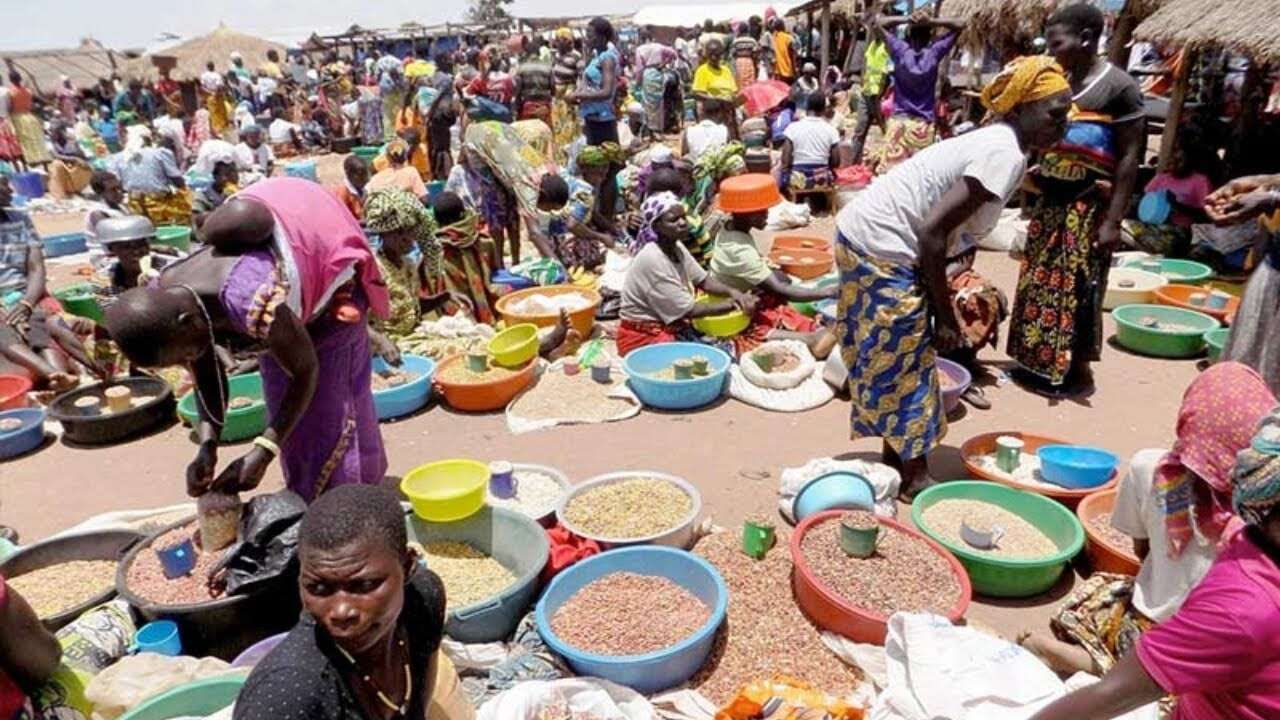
[{"xmin": 961, "ymin": 385, "xmax": 991, "ymax": 410}]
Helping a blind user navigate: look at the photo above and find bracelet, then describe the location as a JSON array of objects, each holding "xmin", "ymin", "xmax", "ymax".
[
  {"xmin": 17, "ymin": 300, "xmax": 33, "ymax": 312},
  {"xmin": 253, "ymin": 435, "xmax": 281, "ymax": 457}
]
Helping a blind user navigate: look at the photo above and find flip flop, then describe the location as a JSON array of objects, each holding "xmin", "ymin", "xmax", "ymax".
[{"xmin": 961, "ymin": 385, "xmax": 991, "ymax": 410}]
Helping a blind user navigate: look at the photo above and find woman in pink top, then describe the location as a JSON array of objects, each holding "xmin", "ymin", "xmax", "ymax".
[
  {"xmin": 1125, "ymin": 138, "xmax": 1215, "ymax": 256},
  {"xmin": 1031, "ymin": 407, "xmax": 1280, "ymax": 720}
]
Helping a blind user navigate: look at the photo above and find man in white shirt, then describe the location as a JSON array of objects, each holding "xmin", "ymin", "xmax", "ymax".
[
  {"xmin": 199, "ymin": 62, "xmax": 224, "ymax": 94},
  {"xmin": 236, "ymin": 125, "xmax": 274, "ymax": 182},
  {"xmin": 780, "ymin": 93, "xmax": 841, "ymax": 194},
  {"xmin": 681, "ymin": 103, "xmax": 731, "ymax": 163}
]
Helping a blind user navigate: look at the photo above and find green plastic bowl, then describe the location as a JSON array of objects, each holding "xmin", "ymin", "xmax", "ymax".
[
  {"xmin": 1204, "ymin": 327, "xmax": 1231, "ymax": 362},
  {"xmin": 1112, "ymin": 304, "xmax": 1219, "ymax": 358},
  {"xmin": 789, "ymin": 275, "xmax": 839, "ymax": 316},
  {"xmin": 119, "ymin": 676, "xmax": 246, "ymax": 720},
  {"xmin": 53, "ymin": 283, "xmax": 104, "ymax": 323},
  {"xmin": 177, "ymin": 373, "xmax": 267, "ymax": 443},
  {"xmin": 1124, "ymin": 257, "xmax": 1214, "ymax": 285},
  {"xmin": 154, "ymin": 225, "xmax": 192, "ymax": 252},
  {"xmin": 352, "ymin": 145, "xmax": 383, "ymax": 161},
  {"xmin": 912, "ymin": 481, "xmax": 1085, "ymax": 598}
]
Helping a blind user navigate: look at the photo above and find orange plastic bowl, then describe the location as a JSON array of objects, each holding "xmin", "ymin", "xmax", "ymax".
[
  {"xmin": 1077, "ymin": 489, "xmax": 1141, "ymax": 576},
  {"xmin": 961, "ymin": 431, "xmax": 1118, "ymax": 508},
  {"xmin": 0, "ymin": 375, "xmax": 32, "ymax": 410},
  {"xmin": 495, "ymin": 285, "xmax": 601, "ymax": 338},
  {"xmin": 769, "ymin": 247, "xmax": 834, "ymax": 280},
  {"xmin": 1153, "ymin": 284, "xmax": 1239, "ymax": 325},
  {"xmin": 772, "ymin": 234, "xmax": 832, "ymax": 254},
  {"xmin": 718, "ymin": 173, "xmax": 782, "ymax": 213},
  {"xmin": 434, "ymin": 355, "xmax": 536, "ymax": 412}
]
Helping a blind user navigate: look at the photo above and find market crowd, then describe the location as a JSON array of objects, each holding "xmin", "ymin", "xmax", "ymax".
[{"xmin": 3, "ymin": 1, "xmax": 1280, "ymax": 718}]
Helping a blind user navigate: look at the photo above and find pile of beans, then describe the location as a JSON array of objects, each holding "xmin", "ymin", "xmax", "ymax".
[
  {"xmin": 419, "ymin": 541, "xmax": 517, "ymax": 611},
  {"xmin": 550, "ymin": 572, "xmax": 710, "ymax": 656},
  {"xmin": 9, "ymin": 560, "xmax": 118, "ymax": 618},
  {"xmin": 1089, "ymin": 512, "xmax": 1138, "ymax": 557},
  {"xmin": 438, "ymin": 361, "xmax": 524, "ymax": 385},
  {"xmin": 125, "ymin": 523, "xmax": 227, "ymax": 605},
  {"xmin": 920, "ymin": 499, "xmax": 1059, "ymax": 559},
  {"xmin": 800, "ymin": 515, "xmax": 962, "ymax": 618},
  {"xmin": 563, "ymin": 477, "xmax": 692, "ymax": 540},
  {"xmin": 486, "ymin": 468, "xmax": 564, "ymax": 519},
  {"xmin": 691, "ymin": 529, "xmax": 861, "ymax": 705}
]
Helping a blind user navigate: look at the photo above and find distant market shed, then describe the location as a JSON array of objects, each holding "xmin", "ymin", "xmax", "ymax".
[
  {"xmin": 124, "ymin": 25, "xmax": 287, "ymax": 81},
  {"xmin": 2, "ymin": 40, "xmax": 130, "ymax": 96}
]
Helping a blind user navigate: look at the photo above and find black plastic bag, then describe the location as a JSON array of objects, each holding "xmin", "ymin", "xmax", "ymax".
[{"xmin": 210, "ymin": 490, "xmax": 307, "ymax": 596}]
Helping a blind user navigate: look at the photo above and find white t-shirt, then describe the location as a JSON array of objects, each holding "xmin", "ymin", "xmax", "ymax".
[
  {"xmin": 1110, "ymin": 448, "xmax": 1218, "ymax": 622},
  {"xmin": 684, "ymin": 120, "xmax": 729, "ymax": 162},
  {"xmin": 784, "ymin": 116, "xmax": 840, "ymax": 166},
  {"xmin": 835, "ymin": 123, "xmax": 1026, "ymax": 265},
  {"xmin": 268, "ymin": 118, "xmax": 299, "ymax": 144},
  {"xmin": 199, "ymin": 71, "xmax": 224, "ymax": 93},
  {"xmin": 238, "ymin": 142, "xmax": 275, "ymax": 172}
]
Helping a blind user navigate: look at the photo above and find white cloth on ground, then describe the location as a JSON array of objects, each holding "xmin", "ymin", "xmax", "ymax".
[
  {"xmin": 778, "ymin": 456, "xmax": 901, "ymax": 522},
  {"xmin": 478, "ymin": 678, "xmax": 654, "ymax": 720}
]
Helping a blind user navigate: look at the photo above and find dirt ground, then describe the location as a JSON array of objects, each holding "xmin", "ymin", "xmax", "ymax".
[{"xmin": 3, "ymin": 186, "xmax": 1202, "ymax": 644}]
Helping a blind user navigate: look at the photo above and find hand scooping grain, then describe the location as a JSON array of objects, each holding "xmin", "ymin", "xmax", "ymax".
[
  {"xmin": 919, "ymin": 499, "xmax": 1059, "ymax": 559},
  {"xmin": 563, "ymin": 477, "xmax": 692, "ymax": 540},
  {"xmin": 550, "ymin": 572, "xmax": 711, "ymax": 656}
]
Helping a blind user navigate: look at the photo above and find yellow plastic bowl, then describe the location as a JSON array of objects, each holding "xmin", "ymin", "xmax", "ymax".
[
  {"xmin": 401, "ymin": 459, "xmax": 490, "ymax": 522},
  {"xmin": 488, "ymin": 323, "xmax": 539, "ymax": 367},
  {"xmin": 691, "ymin": 296, "xmax": 751, "ymax": 337}
]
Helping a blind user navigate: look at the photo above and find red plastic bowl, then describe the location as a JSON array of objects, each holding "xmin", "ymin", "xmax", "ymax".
[
  {"xmin": 790, "ymin": 509, "xmax": 972, "ymax": 645},
  {"xmin": 0, "ymin": 375, "xmax": 32, "ymax": 410},
  {"xmin": 961, "ymin": 431, "xmax": 1118, "ymax": 509},
  {"xmin": 1076, "ymin": 489, "xmax": 1141, "ymax": 576}
]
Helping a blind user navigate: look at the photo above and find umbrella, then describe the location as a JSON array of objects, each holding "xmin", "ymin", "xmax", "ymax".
[{"xmin": 741, "ymin": 80, "xmax": 791, "ymax": 117}]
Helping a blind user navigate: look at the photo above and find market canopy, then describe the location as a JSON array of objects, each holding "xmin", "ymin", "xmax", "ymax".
[
  {"xmin": 1135, "ymin": 0, "xmax": 1280, "ymax": 62},
  {"xmin": 632, "ymin": 2, "xmax": 805, "ymax": 27},
  {"xmin": 123, "ymin": 25, "xmax": 287, "ymax": 81}
]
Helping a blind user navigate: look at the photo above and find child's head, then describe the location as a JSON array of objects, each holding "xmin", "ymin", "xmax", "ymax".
[
  {"xmin": 432, "ymin": 191, "xmax": 467, "ymax": 227},
  {"xmin": 98, "ymin": 216, "xmax": 156, "ymax": 270},
  {"xmin": 731, "ymin": 209, "xmax": 769, "ymax": 232},
  {"xmin": 90, "ymin": 171, "xmax": 124, "ymax": 207},
  {"xmin": 212, "ymin": 161, "xmax": 239, "ymax": 191},
  {"xmin": 806, "ymin": 92, "xmax": 829, "ymax": 118},
  {"xmin": 645, "ymin": 167, "xmax": 686, "ymax": 199},
  {"xmin": 344, "ymin": 154, "xmax": 370, "ymax": 190},
  {"xmin": 241, "ymin": 125, "xmax": 264, "ymax": 149},
  {"xmin": 537, "ymin": 173, "xmax": 570, "ymax": 212}
]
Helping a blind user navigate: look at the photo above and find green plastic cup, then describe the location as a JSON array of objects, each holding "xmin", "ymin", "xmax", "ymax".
[
  {"xmin": 840, "ymin": 520, "xmax": 879, "ymax": 558},
  {"xmin": 742, "ymin": 520, "xmax": 776, "ymax": 559}
]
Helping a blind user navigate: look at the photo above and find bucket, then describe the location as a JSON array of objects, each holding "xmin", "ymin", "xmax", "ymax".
[
  {"xmin": 154, "ymin": 226, "xmax": 192, "ymax": 252},
  {"xmin": 133, "ymin": 620, "xmax": 182, "ymax": 656},
  {"xmin": 284, "ymin": 160, "xmax": 318, "ymax": 182},
  {"xmin": 10, "ymin": 171, "xmax": 44, "ymax": 200}
]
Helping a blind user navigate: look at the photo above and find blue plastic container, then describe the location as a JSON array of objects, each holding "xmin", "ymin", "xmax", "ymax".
[
  {"xmin": 1037, "ymin": 445, "xmax": 1119, "ymax": 490},
  {"xmin": 0, "ymin": 408, "xmax": 46, "ymax": 460},
  {"xmin": 284, "ymin": 159, "xmax": 319, "ymax": 182},
  {"xmin": 155, "ymin": 537, "xmax": 197, "ymax": 579},
  {"xmin": 133, "ymin": 620, "xmax": 182, "ymax": 656},
  {"xmin": 372, "ymin": 354, "xmax": 436, "ymax": 420},
  {"xmin": 792, "ymin": 470, "xmax": 875, "ymax": 521},
  {"xmin": 623, "ymin": 342, "xmax": 731, "ymax": 410},
  {"xmin": 10, "ymin": 171, "xmax": 43, "ymax": 200},
  {"xmin": 118, "ymin": 677, "xmax": 246, "ymax": 720},
  {"xmin": 537, "ymin": 546, "xmax": 728, "ymax": 694},
  {"xmin": 42, "ymin": 232, "xmax": 88, "ymax": 259},
  {"xmin": 426, "ymin": 180, "xmax": 446, "ymax": 202}
]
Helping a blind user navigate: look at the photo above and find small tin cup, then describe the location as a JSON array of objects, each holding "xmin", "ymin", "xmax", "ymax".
[
  {"xmin": 1207, "ymin": 290, "xmax": 1232, "ymax": 310},
  {"xmin": 996, "ymin": 436, "xmax": 1024, "ymax": 473},
  {"xmin": 563, "ymin": 359, "xmax": 581, "ymax": 376},
  {"xmin": 1188, "ymin": 292, "xmax": 1208, "ymax": 307},
  {"xmin": 673, "ymin": 359, "xmax": 694, "ymax": 379},
  {"xmin": 489, "ymin": 461, "xmax": 516, "ymax": 499},
  {"xmin": 691, "ymin": 355, "xmax": 710, "ymax": 376},
  {"xmin": 839, "ymin": 518, "xmax": 880, "ymax": 559},
  {"xmin": 466, "ymin": 352, "xmax": 489, "ymax": 372},
  {"xmin": 960, "ymin": 517, "xmax": 1005, "ymax": 550},
  {"xmin": 742, "ymin": 520, "xmax": 776, "ymax": 559},
  {"xmin": 590, "ymin": 358, "xmax": 612, "ymax": 383}
]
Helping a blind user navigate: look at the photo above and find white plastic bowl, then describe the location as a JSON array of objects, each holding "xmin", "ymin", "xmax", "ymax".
[
  {"xmin": 556, "ymin": 471, "xmax": 702, "ymax": 549},
  {"xmin": 1104, "ymin": 268, "xmax": 1167, "ymax": 310}
]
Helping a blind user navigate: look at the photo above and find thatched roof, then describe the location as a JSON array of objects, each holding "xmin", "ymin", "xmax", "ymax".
[
  {"xmin": 1135, "ymin": 0, "xmax": 1280, "ymax": 61},
  {"xmin": 933, "ymin": 0, "xmax": 1164, "ymax": 54},
  {"xmin": 2, "ymin": 40, "xmax": 128, "ymax": 95},
  {"xmin": 124, "ymin": 25, "xmax": 286, "ymax": 81}
]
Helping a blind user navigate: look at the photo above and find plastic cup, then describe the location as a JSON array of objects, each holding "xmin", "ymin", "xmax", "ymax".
[
  {"xmin": 590, "ymin": 359, "xmax": 612, "ymax": 384},
  {"xmin": 488, "ymin": 461, "xmax": 516, "ymax": 499},
  {"xmin": 466, "ymin": 352, "xmax": 489, "ymax": 372},
  {"xmin": 741, "ymin": 520, "xmax": 776, "ymax": 559},
  {"xmin": 133, "ymin": 620, "xmax": 182, "ymax": 656},
  {"xmin": 1189, "ymin": 292, "xmax": 1207, "ymax": 307},
  {"xmin": 996, "ymin": 436, "xmax": 1024, "ymax": 473},
  {"xmin": 673, "ymin": 359, "xmax": 694, "ymax": 379},
  {"xmin": 563, "ymin": 360, "xmax": 580, "ymax": 376},
  {"xmin": 839, "ymin": 520, "xmax": 879, "ymax": 558},
  {"xmin": 155, "ymin": 537, "xmax": 197, "ymax": 579},
  {"xmin": 691, "ymin": 356, "xmax": 710, "ymax": 376},
  {"xmin": 1207, "ymin": 290, "xmax": 1231, "ymax": 310}
]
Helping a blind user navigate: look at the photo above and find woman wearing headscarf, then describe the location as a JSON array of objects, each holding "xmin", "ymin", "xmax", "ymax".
[
  {"xmin": 366, "ymin": 138, "xmax": 428, "ymax": 198},
  {"xmin": 1022, "ymin": 362, "xmax": 1278, "ymax": 677},
  {"xmin": 617, "ymin": 193, "xmax": 756, "ymax": 356},
  {"xmin": 833, "ymin": 56, "xmax": 1071, "ymax": 498},
  {"xmin": 362, "ymin": 190, "xmax": 444, "ymax": 364},
  {"xmin": 432, "ymin": 191, "xmax": 499, "ymax": 325},
  {"xmin": 1031, "ymin": 405, "xmax": 1280, "ymax": 720},
  {"xmin": 108, "ymin": 125, "xmax": 192, "ymax": 226},
  {"xmin": 550, "ymin": 28, "xmax": 583, "ymax": 164}
]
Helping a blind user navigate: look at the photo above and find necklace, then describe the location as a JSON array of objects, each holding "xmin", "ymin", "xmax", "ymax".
[
  {"xmin": 178, "ymin": 284, "xmax": 226, "ymax": 429},
  {"xmin": 335, "ymin": 634, "xmax": 412, "ymax": 717}
]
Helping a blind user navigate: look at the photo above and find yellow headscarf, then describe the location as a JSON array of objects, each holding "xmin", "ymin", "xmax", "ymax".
[
  {"xmin": 555, "ymin": 27, "xmax": 573, "ymax": 41},
  {"xmin": 980, "ymin": 56, "xmax": 1071, "ymax": 115}
]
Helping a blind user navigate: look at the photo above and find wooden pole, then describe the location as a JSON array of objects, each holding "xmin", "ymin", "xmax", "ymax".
[
  {"xmin": 1108, "ymin": 0, "xmax": 1139, "ymax": 69},
  {"xmin": 1158, "ymin": 48, "xmax": 1196, "ymax": 172},
  {"xmin": 821, "ymin": 1, "xmax": 831, "ymax": 76}
]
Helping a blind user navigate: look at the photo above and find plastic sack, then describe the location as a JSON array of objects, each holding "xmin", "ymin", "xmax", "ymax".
[
  {"xmin": 717, "ymin": 677, "xmax": 866, "ymax": 719},
  {"xmin": 728, "ymin": 362, "xmax": 833, "ymax": 413},
  {"xmin": 766, "ymin": 201, "xmax": 812, "ymax": 231},
  {"xmin": 739, "ymin": 341, "xmax": 816, "ymax": 390},
  {"xmin": 85, "ymin": 654, "xmax": 242, "ymax": 720},
  {"xmin": 778, "ymin": 457, "xmax": 901, "ymax": 523},
  {"xmin": 210, "ymin": 490, "xmax": 307, "ymax": 597},
  {"xmin": 477, "ymin": 678, "xmax": 655, "ymax": 720}
]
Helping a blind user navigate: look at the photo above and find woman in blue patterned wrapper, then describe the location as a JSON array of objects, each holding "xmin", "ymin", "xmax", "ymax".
[{"xmin": 833, "ymin": 57, "xmax": 1071, "ymax": 499}]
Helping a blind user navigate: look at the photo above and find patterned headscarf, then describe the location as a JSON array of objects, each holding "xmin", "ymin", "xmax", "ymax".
[
  {"xmin": 1232, "ymin": 408, "xmax": 1280, "ymax": 526},
  {"xmin": 364, "ymin": 189, "xmax": 442, "ymax": 280},
  {"xmin": 577, "ymin": 142, "xmax": 627, "ymax": 168},
  {"xmin": 980, "ymin": 56, "xmax": 1071, "ymax": 115},
  {"xmin": 634, "ymin": 192, "xmax": 684, "ymax": 250},
  {"xmin": 1157, "ymin": 362, "xmax": 1278, "ymax": 557},
  {"xmin": 692, "ymin": 141, "xmax": 747, "ymax": 183}
]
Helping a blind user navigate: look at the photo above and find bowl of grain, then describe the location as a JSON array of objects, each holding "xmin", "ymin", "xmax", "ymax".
[
  {"xmin": 487, "ymin": 463, "xmax": 571, "ymax": 527},
  {"xmin": 495, "ymin": 285, "xmax": 602, "ymax": 337},
  {"xmin": 433, "ymin": 354, "xmax": 537, "ymax": 412},
  {"xmin": 1076, "ymin": 489, "xmax": 1141, "ymax": 576},
  {"xmin": 623, "ymin": 342, "xmax": 731, "ymax": 411},
  {"xmin": 0, "ymin": 407, "xmax": 47, "ymax": 460},
  {"xmin": 790, "ymin": 510, "xmax": 971, "ymax": 644},
  {"xmin": 371, "ymin": 354, "xmax": 436, "ymax": 420},
  {"xmin": 407, "ymin": 505, "xmax": 549, "ymax": 643},
  {"xmin": 1112, "ymin": 304, "xmax": 1219, "ymax": 358},
  {"xmin": 0, "ymin": 528, "xmax": 142, "ymax": 631},
  {"xmin": 961, "ymin": 430, "xmax": 1118, "ymax": 507},
  {"xmin": 911, "ymin": 481, "xmax": 1085, "ymax": 598},
  {"xmin": 557, "ymin": 471, "xmax": 702, "ymax": 549},
  {"xmin": 535, "ymin": 545, "xmax": 728, "ymax": 694}
]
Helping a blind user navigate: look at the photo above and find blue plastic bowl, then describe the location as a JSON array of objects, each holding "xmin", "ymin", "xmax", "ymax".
[
  {"xmin": 372, "ymin": 354, "xmax": 436, "ymax": 420},
  {"xmin": 623, "ymin": 342, "xmax": 731, "ymax": 410},
  {"xmin": 1037, "ymin": 445, "xmax": 1119, "ymax": 490},
  {"xmin": 0, "ymin": 408, "xmax": 46, "ymax": 459},
  {"xmin": 42, "ymin": 233, "xmax": 88, "ymax": 259},
  {"xmin": 536, "ymin": 546, "xmax": 728, "ymax": 694},
  {"xmin": 792, "ymin": 470, "xmax": 875, "ymax": 521},
  {"xmin": 815, "ymin": 298, "xmax": 838, "ymax": 324}
]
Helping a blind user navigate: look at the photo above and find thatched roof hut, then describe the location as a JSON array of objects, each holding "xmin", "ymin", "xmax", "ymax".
[
  {"xmin": 1135, "ymin": 0, "xmax": 1280, "ymax": 62},
  {"xmin": 937, "ymin": 0, "xmax": 1165, "ymax": 56},
  {"xmin": 124, "ymin": 25, "xmax": 287, "ymax": 81},
  {"xmin": 2, "ymin": 40, "xmax": 129, "ymax": 95}
]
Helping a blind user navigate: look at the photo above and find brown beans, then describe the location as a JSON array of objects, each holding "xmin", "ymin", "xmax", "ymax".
[
  {"xmin": 124, "ymin": 523, "xmax": 226, "ymax": 606},
  {"xmin": 9, "ymin": 560, "xmax": 118, "ymax": 618},
  {"xmin": 800, "ymin": 516, "xmax": 962, "ymax": 618},
  {"xmin": 550, "ymin": 572, "xmax": 710, "ymax": 656},
  {"xmin": 1089, "ymin": 512, "xmax": 1138, "ymax": 557}
]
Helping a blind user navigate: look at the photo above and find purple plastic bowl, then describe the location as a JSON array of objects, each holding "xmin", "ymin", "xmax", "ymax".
[
  {"xmin": 230, "ymin": 632, "xmax": 287, "ymax": 668},
  {"xmin": 937, "ymin": 357, "xmax": 972, "ymax": 415}
]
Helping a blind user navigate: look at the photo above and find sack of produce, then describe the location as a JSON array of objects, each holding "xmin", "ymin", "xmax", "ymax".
[{"xmin": 739, "ymin": 340, "xmax": 815, "ymax": 391}]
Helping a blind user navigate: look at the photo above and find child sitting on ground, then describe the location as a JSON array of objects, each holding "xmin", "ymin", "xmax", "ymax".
[
  {"xmin": 95, "ymin": 216, "xmax": 177, "ymax": 292},
  {"xmin": 83, "ymin": 170, "xmax": 129, "ymax": 244}
]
